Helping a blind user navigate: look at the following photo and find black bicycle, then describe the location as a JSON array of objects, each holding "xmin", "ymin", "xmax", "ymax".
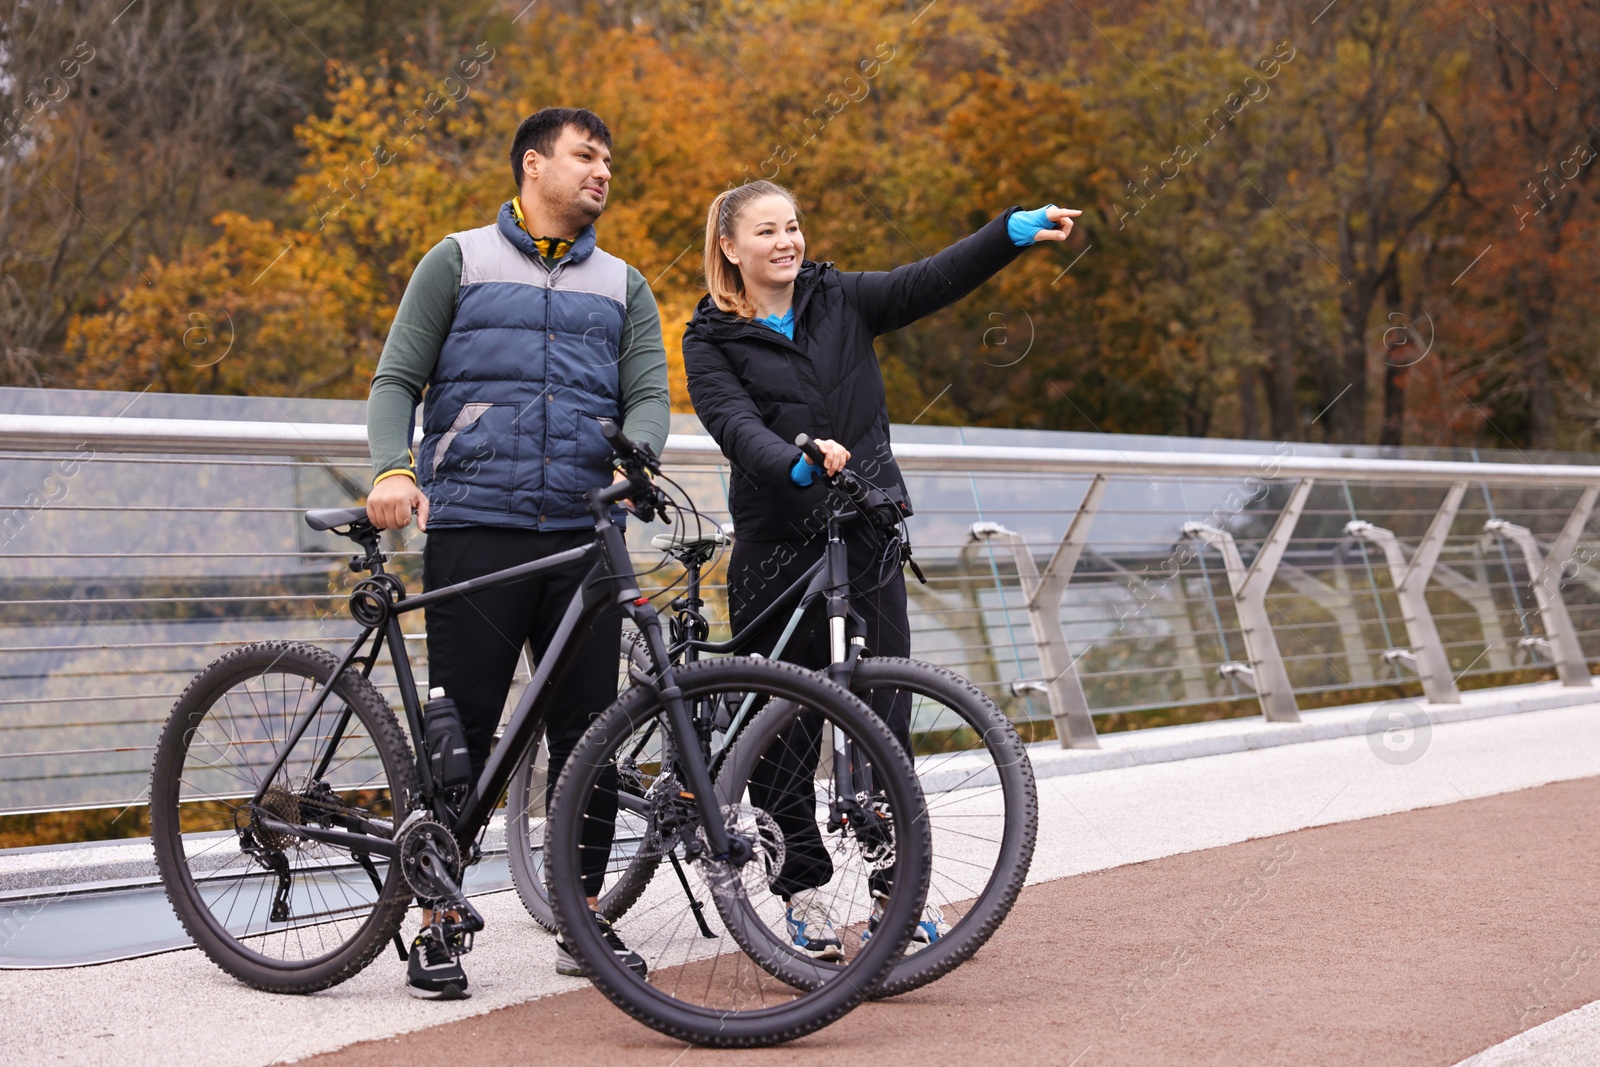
[
  {"xmin": 147, "ymin": 424, "xmax": 932, "ymax": 1047},
  {"xmin": 506, "ymin": 434, "xmax": 1038, "ymax": 998}
]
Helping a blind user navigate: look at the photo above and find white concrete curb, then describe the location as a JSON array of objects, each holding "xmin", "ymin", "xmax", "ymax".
[{"xmin": 1023, "ymin": 679, "xmax": 1598, "ymax": 780}]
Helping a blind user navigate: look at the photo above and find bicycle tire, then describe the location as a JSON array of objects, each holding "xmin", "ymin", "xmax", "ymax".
[
  {"xmin": 713, "ymin": 657, "xmax": 1035, "ymax": 998},
  {"xmin": 544, "ymin": 656, "xmax": 931, "ymax": 1047},
  {"xmin": 506, "ymin": 630, "xmax": 661, "ymax": 931},
  {"xmin": 149, "ymin": 641, "xmax": 417, "ymax": 993},
  {"xmin": 854, "ymin": 658, "xmax": 1035, "ymax": 997}
]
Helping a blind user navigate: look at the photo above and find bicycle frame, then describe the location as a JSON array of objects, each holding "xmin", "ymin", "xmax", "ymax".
[
  {"xmin": 675, "ymin": 517, "xmax": 871, "ymax": 679},
  {"xmin": 668, "ymin": 499, "xmax": 888, "ymax": 793},
  {"xmin": 246, "ymin": 480, "xmax": 737, "ymax": 863}
]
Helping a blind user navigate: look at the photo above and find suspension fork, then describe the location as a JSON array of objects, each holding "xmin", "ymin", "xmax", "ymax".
[
  {"xmin": 630, "ymin": 605, "xmax": 732, "ymax": 856},
  {"xmin": 820, "ymin": 517, "xmax": 870, "ymax": 800},
  {"xmin": 596, "ymin": 518, "xmax": 733, "ymax": 857}
]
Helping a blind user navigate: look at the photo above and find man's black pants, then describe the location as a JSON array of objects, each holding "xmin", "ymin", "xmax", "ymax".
[
  {"xmin": 422, "ymin": 526, "xmax": 621, "ymax": 897},
  {"xmin": 726, "ymin": 524, "xmax": 911, "ymax": 899}
]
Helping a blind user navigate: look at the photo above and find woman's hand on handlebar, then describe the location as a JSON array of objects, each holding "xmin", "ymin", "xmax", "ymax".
[
  {"xmin": 366, "ymin": 475, "xmax": 429, "ymax": 531},
  {"xmin": 806, "ymin": 438, "xmax": 850, "ymax": 476}
]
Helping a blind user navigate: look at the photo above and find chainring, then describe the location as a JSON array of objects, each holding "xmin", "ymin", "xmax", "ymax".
[{"xmin": 395, "ymin": 814, "xmax": 463, "ymax": 899}]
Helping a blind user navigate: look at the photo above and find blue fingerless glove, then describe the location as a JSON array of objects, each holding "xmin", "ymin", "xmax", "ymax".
[
  {"xmin": 790, "ymin": 453, "xmax": 816, "ymax": 487},
  {"xmin": 1008, "ymin": 205, "xmax": 1056, "ymax": 246}
]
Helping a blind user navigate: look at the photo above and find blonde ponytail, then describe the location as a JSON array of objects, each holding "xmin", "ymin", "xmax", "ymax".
[{"xmin": 703, "ymin": 180, "xmax": 801, "ymax": 318}]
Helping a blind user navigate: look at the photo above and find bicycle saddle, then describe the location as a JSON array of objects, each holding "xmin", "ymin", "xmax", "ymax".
[
  {"xmin": 304, "ymin": 506, "xmax": 372, "ymax": 532},
  {"xmin": 649, "ymin": 529, "xmax": 731, "ymax": 554}
]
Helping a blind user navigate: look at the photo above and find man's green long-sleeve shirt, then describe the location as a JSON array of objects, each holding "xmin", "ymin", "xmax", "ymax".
[{"xmin": 367, "ymin": 236, "xmax": 672, "ymax": 480}]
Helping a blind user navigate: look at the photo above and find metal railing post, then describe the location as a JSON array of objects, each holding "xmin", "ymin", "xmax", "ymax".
[
  {"xmin": 970, "ymin": 475, "xmax": 1107, "ymax": 749},
  {"xmin": 1346, "ymin": 482, "xmax": 1467, "ymax": 704},
  {"xmin": 1483, "ymin": 485, "xmax": 1598, "ymax": 688},
  {"xmin": 1182, "ymin": 479, "xmax": 1313, "ymax": 723}
]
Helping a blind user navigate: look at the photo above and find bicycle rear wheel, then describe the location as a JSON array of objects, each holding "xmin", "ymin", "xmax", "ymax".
[
  {"xmin": 852, "ymin": 658, "xmax": 1035, "ymax": 997},
  {"xmin": 149, "ymin": 641, "xmax": 416, "ymax": 993},
  {"xmin": 506, "ymin": 629, "xmax": 660, "ymax": 931},
  {"xmin": 544, "ymin": 656, "xmax": 930, "ymax": 1047},
  {"xmin": 713, "ymin": 657, "xmax": 1035, "ymax": 998}
]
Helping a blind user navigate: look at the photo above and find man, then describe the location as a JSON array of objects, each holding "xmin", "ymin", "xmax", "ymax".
[{"xmin": 365, "ymin": 107, "xmax": 670, "ymax": 1000}]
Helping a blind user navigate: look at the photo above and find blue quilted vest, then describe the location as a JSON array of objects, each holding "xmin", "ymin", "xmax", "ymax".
[{"xmin": 417, "ymin": 203, "xmax": 627, "ymax": 530}]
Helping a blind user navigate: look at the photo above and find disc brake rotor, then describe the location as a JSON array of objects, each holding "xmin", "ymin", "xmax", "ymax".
[{"xmin": 695, "ymin": 804, "xmax": 785, "ymax": 897}]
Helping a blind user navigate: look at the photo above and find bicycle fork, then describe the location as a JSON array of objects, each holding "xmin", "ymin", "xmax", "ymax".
[
  {"xmin": 817, "ymin": 532, "xmax": 895, "ymax": 870},
  {"xmin": 600, "ymin": 520, "xmax": 742, "ymax": 866}
]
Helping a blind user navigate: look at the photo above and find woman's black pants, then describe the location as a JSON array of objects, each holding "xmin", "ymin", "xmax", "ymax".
[{"xmin": 727, "ymin": 525, "xmax": 911, "ymax": 899}]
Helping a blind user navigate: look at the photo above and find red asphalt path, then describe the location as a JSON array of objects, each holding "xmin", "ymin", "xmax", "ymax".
[{"xmin": 304, "ymin": 776, "xmax": 1600, "ymax": 1067}]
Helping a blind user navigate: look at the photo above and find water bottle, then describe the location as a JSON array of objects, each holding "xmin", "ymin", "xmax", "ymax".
[{"xmin": 422, "ymin": 687, "xmax": 472, "ymax": 790}]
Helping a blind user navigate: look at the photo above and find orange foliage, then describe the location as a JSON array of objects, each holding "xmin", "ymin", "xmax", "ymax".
[{"xmin": 60, "ymin": 0, "xmax": 1600, "ymax": 448}]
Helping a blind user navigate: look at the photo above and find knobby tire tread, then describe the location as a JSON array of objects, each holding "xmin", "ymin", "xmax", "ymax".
[
  {"xmin": 854, "ymin": 658, "xmax": 1038, "ymax": 999},
  {"xmin": 150, "ymin": 640, "xmax": 417, "ymax": 995},
  {"xmin": 545, "ymin": 657, "xmax": 931, "ymax": 1047}
]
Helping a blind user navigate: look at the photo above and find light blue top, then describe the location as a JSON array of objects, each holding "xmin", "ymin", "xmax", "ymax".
[{"xmin": 756, "ymin": 307, "xmax": 795, "ymax": 339}]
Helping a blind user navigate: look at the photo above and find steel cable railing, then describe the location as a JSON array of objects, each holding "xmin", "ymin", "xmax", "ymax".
[{"xmin": 3, "ymin": 397, "xmax": 1600, "ymax": 813}]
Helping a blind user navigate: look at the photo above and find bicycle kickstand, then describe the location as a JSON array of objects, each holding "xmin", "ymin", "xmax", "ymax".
[{"xmin": 664, "ymin": 847, "xmax": 716, "ymax": 938}]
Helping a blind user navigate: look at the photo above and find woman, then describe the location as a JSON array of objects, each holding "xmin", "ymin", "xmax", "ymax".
[{"xmin": 682, "ymin": 180, "xmax": 1078, "ymax": 959}]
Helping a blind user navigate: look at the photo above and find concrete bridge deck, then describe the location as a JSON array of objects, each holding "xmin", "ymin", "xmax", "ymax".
[{"xmin": 4, "ymin": 687, "xmax": 1599, "ymax": 1066}]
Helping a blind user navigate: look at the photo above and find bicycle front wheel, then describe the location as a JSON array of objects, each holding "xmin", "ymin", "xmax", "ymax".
[
  {"xmin": 544, "ymin": 656, "xmax": 931, "ymax": 1047},
  {"xmin": 149, "ymin": 641, "xmax": 416, "ymax": 993},
  {"xmin": 713, "ymin": 657, "xmax": 1036, "ymax": 998}
]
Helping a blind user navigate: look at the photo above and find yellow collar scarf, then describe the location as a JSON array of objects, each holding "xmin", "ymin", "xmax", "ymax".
[{"xmin": 512, "ymin": 196, "xmax": 574, "ymax": 261}]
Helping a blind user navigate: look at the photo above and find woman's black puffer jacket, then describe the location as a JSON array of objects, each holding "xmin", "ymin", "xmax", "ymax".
[{"xmin": 682, "ymin": 208, "xmax": 1027, "ymax": 542}]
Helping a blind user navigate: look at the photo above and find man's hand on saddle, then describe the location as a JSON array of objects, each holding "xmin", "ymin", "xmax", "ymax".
[{"xmin": 366, "ymin": 475, "xmax": 430, "ymax": 531}]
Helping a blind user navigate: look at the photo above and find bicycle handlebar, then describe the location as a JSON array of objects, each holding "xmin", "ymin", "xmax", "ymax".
[
  {"xmin": 597, "ymin": 418, "xmax": 670, "ymax": 522},
  {"xmin": 793, "ymin": 433, "xmax": 903, "ymax": 533}
]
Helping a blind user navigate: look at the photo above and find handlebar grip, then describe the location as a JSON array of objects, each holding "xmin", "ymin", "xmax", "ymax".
[
  {"xmin": 794, "ymin": 434, "xmax": 826, "ymax": 467},
  {"xmin": 599, "ymin": 417, "xmax": 637, "ymax": 457},
  {"xmin": 795, "ymin": 432, "xmax": 899, "ymax": 531}
]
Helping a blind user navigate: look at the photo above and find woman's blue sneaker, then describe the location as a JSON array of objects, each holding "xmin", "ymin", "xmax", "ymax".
[
  {"xmin": 784, "ymin": 888, "xmax": 844, "ymax": 961},
  {"xmin": 862, "ymin": 891, "xmax": 950, "ymax": 952}
]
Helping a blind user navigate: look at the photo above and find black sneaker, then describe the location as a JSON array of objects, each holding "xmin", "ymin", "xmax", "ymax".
[
  {"xmin": 406, "ymin": 927, "xmax": 469, "ymax": 1000},
  {"xmin": 555, "ymin": 913, "xmax": 648, "ymax": 979}
]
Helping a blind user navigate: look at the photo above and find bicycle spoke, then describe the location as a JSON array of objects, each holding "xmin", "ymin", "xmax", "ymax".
[{"xmin": 154, "ymin": 643, "xmax": 412, "ymax": 982}]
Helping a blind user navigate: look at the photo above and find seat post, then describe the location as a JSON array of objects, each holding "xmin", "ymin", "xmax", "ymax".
[
  {"xmin": 684, "ymin": 556, "xmax": 702, "ymax": 610},
  {"xmin": 345, "ymin": 527, "xmax": 383, "ymax": 574}
]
